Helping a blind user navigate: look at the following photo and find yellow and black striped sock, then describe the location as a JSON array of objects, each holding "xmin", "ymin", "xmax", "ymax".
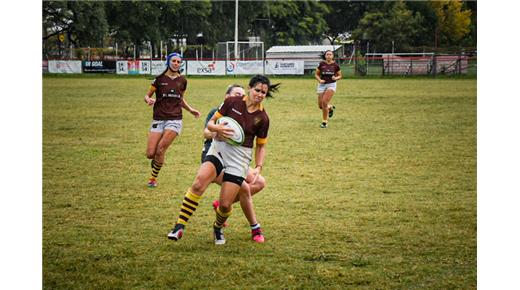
[
  {"xmin": 151, "ymin": 159, "xmax": 163, "ymax": 179},
  {"xmin": 214, "ymin": 206, "xmax": 232, "ymax": 228},
  {"xmin": 176, "ymin": 189, "xmax": 202, "ymax": 225}
]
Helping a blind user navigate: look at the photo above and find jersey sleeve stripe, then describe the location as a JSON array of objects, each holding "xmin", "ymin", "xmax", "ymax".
[{"xmin": 256, "ymin": 137, "xmax": 268, "ymax": 145}]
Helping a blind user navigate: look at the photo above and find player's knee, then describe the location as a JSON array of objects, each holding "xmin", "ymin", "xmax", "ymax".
[
  {"xmin": 218, "ymin": 202, "xmax": 232, "ymax": 213},
  {"xmin": 146, "ymin": 151, "xmax": 155, "ymax": 159},
  {"xmin": 191, "ymin": 178, "xmax": 207, "ymax": 195},
  {"xmin": 155, "ymin": 145, "xmax": 167, "ymax": 157},
  {"xmin": 255, "ymin": 175, "xmax": 266, "ymax": 191}
]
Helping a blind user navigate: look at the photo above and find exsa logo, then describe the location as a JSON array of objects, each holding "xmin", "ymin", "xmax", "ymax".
[{"xmin": 197, "ymin": 62, "xmax": 216, "ymax": 73}]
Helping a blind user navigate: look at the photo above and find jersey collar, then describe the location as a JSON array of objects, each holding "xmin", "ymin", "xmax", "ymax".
[{"xmin": 242, "ymin": 96, "xmax": 264, "ymax": 111}]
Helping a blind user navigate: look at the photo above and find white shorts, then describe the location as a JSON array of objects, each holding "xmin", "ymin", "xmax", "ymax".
[
  {"xmin": 149, "ymin": 119, "xmax": 183, "ymax": 134},
  {"xmin": 206, "ymin": 140, "xmax": 252, "ymax": 179},
  {"xmin": 317, "ymin": 82, "xmax": 337, "ymax": 93}
]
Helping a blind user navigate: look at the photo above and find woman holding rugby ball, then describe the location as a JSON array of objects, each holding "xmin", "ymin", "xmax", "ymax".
[
  {"xmin": 143, "ymin": 52, "xmax": 200, "ymax": 188},
  {"xmin": 315, "ymin": 49, "xmax": 342, "ymax": 128},
  {"xmin": 202, "ymin": 84, "xmax": 268, "ymax": 243},
  {"xmin": 167, "ymin": 75, "xmax": 279, "ymax": 245}
]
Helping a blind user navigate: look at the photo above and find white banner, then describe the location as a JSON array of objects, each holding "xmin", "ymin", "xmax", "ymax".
[
  {"xmin": 265, "ymin": 60, "xmax": 304, "ymax": 75},
  {"xmin": 186, "ymin": 61, "xmax": 225, "ymax": 75},
  {"xmin": 48, "ymin": 60, "xmax": 82, "ymax": 73},
  {"xmin": 151, "ymin": 60, "xmax": 166, "ymax": 75},
  {"xmin": 226, "ymin": 61, "xmax": 263, "ymax": 75},
  {"xmin": 116, "ymin": 61, "xmax": 128, "ymax": 74},
  {"xmin": 139, "ymin": 60, "xmax": 151, "ymax": 75}
]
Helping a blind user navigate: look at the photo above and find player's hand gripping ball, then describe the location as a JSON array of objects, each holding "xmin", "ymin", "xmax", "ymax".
[{"xmin": 216, "ymin": 116, "xmax": 244, "ymax": 146}]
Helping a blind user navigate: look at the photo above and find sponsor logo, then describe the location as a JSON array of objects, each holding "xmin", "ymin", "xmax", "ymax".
[
  {"xmin": 280, "ymin": 63, "xmax": 295, "ymax": 68},
  {"xmin": 231, "ymin": 108, "xmax": 242, "ymax": 115},
  {"xmin": 85, "ymin": 61, "xmax": 104, "ymax": 67},
  {"xmin": 163, "ymin": 89, "xmax": 181, "ymax": 98},
  {"xmin": 197, "ymin": 67, "xmax": 213, "ymax": 73},
  {"xmin": 197, "ymin": 62, "xmax": 217, "ymax": 74},
  {"xmin": 254, "ymin": 117, "xmax": 262, "ymax": 125},
  {"xmin": 226, "ymin": 62, "xmax": 236, "ymax": 73}
]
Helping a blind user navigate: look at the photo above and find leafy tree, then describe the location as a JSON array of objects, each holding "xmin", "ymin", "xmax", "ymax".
[
  {"xmin": 68, "ymin": 1, "xmax": 108, "ymax": 47},
  {"xmin": 322, "ymin": 1, "xmax": 380, "ymax": 45},
  {"xmin": 430, "ymin": 0, "xmax": 472, "ymax": 47},
  {"xmin": 352, "ymin": 1, "xmax": 425, "ymax": 52},
  {"xmin": 257, "ymin": 1, "xmax": 329, "ymax": 46},
  {"xmin": 43, "ymin": 1, "xmax": 108, "ymax": 47},
  {"xmin": 405, "ymin": 1, "xmax": 438, "ymax": 47},
  {"xmin": 42, "ymin": 1, "xmax": 72, "ymax": 41}
]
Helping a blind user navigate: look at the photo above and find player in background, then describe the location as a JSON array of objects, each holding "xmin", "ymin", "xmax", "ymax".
[
  {"xmin": 315, "ymin": 50, "xmax": 342, "ymax": 128},
  {"xmin": 202, "ymin": 84, "xmax": 267, "ymax": 243},
  {"xmin": 143, "ymin": 52, "xmax": 201, "ymax": 188},
  {"xmin": 167, "ymin": 75, "xmax": 279, "ymax": 245}
]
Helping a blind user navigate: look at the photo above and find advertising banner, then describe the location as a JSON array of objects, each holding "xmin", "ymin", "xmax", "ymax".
[
  {"xmin": 42, "ymin": 60, "xmax": 48, "ymax": 73},
  {"xmin": 226, "ymin": 61, "xmax": 263, "ymax": 75},
  {"xmin": 139, "ymin": 60, "xmax": 151, "ymax": 75},
  {"xmin": 151, "ymin": 60, "xmax": 187, "ymax": 75},
  {"xmin": 186, "ymin": 61, "xmax": 225, "ymax": 75},
  {"xmin": 151, "ymin": 60, "xmax": 166, "ymax": 75},
  {"xmin": 116, "ymin": 61, "xmax": 128, "ymax": 74},
  {"xmin": 265, "ymin": 60, "xmax": 304, "ymax": 75},
  {"xmin": 82, "ymin": 60, "xmax": 116, "ymax": 73},
  {"xmin": 48, "ymin": 60, "xmax": 82, "ymax": 73},
  {"xmin": 128, "ymin": 60, "xmax": 140, "ymax": 75}
]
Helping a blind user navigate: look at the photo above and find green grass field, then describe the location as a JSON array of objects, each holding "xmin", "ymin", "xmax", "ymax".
[{"xmin": 43, "ymin": 75, "xmax": 476, "ymax": 289}]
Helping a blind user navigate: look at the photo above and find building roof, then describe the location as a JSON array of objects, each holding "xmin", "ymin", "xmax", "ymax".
[{"xmin": 266, "ymin": 45, "xmax": 341, "ymax": 53}]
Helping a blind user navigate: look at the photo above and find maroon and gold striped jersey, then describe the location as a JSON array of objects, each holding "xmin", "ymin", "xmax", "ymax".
[
  {"xmin": 317, "ymin": 61, "xmax": 341, "ymax": 84},
  {"xmin": 215, "ymin": 96, "xmax": 269, "ymax": 148},
  {"xmin": 150, "ymin": 74, "xmax": 187, "ymax": 120}
]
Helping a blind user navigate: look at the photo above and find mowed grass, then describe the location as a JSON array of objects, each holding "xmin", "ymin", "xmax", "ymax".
[{"xmin": 43, "ymin": 75, "xmax": 476, "ymax": 289}]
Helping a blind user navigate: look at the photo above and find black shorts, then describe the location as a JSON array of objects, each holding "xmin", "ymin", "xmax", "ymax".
[
  {"xmin": 203, "ymin": 154, "xmax": 223, "ymax": 177},
  {"xmin": 202, "ymin": 154, "xmax": 244, "ymax": 186},
  {"xmin": 201, "ymin": 141, "xmax": 212, "ymax": 163}
]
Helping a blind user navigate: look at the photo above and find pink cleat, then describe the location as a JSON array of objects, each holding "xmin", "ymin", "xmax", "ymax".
[
  {"xmin": 147, "ymin": 178, "xmax": 157, "ymax": 188},
  {"xmin": 251, "ymin": 228, "xmax": 265, "ymax": 243}
]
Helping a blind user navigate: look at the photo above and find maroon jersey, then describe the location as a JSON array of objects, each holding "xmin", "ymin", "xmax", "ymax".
[
  {"xmin": 317, "ymin": 61, "xmax": 340, "ymax": 84},
  {"xmin": 150, "ymin": 74, "xmax": 187, "ymax": 120},
  {"xmin": 215, "ymin": 96, "xmax": 269, "ymax": 148}
]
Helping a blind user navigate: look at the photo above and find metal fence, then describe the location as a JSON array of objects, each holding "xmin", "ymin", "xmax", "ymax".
[{"xmin": 335, "ymin": 53, "xmax": 477, "ymax": 77}]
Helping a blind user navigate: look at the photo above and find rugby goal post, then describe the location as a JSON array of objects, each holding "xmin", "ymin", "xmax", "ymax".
[{"xmin": 216, "ymin": 41, "xmax": 264, "ymax": 61}]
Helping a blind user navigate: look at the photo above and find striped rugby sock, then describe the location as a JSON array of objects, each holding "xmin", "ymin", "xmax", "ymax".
[
  {"xmin": 177, "ymin": 189, "xmax": 202, "ymax": 225},
  {"xmin": 214, "ymin": 206, "xmax": 232, "ymax": 228},
  {"xmin": 151, "ymin": 159, "xmax": 163, "ymax": 179}
]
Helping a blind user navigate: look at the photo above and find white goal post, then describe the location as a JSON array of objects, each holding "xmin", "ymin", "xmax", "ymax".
[{"xmin": 216, "ymin": 41, "xmax": 264, "ymax": 61}]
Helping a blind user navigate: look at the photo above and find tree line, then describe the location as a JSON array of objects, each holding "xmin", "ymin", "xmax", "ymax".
[{"xmin": 42, "ymin": 0, "xmax": 476, "ymax": 59}]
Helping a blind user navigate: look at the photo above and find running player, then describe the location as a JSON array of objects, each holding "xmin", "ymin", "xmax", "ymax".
[
  {"xmin": 315, "ymin": 50, "xmax": 342, "ymax": 128},
  {"xmin": 143, "ymin": 52, "xmax": 200, "ymax": 188}
]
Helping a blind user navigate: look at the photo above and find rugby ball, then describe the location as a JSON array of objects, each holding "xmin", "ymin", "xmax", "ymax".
[{"xmin": 216, "ymin": 116, "xmax": 244, "ymax": 146}]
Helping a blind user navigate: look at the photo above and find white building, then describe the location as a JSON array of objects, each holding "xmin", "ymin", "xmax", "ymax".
[{"xmin": 265, "ymin": 45, "xmax": 342, "ymax": 70}]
